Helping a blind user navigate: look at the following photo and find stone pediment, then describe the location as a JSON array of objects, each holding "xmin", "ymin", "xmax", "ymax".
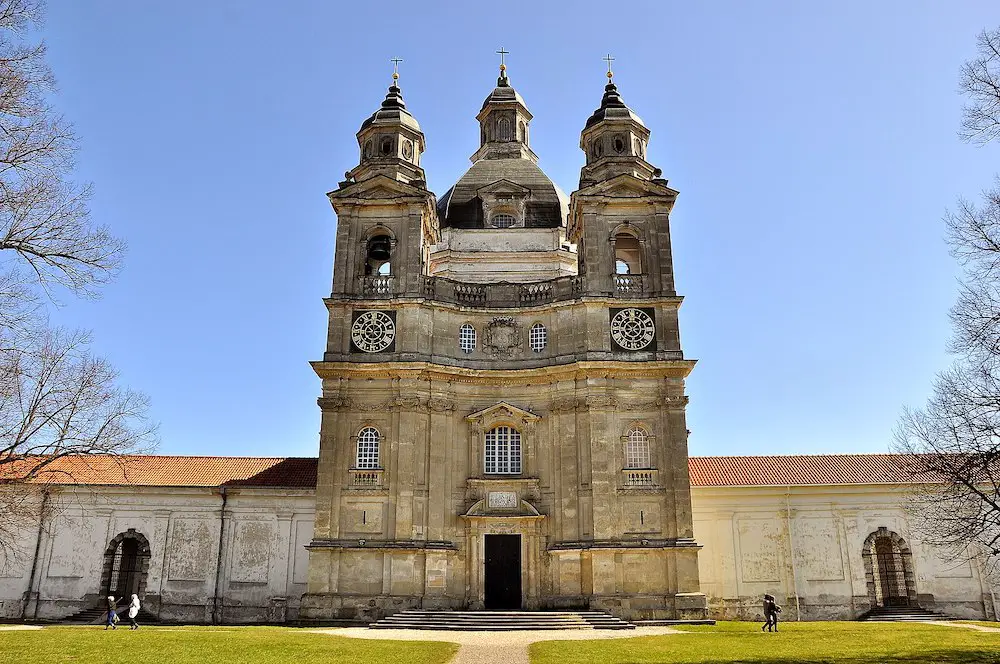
[
  {"xmin": 465, "ymin": 401, "xmax": 539, "ymax": 424},
  {"xmin": 574, "ymin": 173, "xmax": 678, "ymax": 200},
  {"xmin": 476, "ymin": 179, "xmax": 530, "ymax": 198},
  {"xmin": 462, "ymin": 497, "xmax": 542, "ymax": 518},
  {"xmin": 329, "ymin": 174, "xmax": 429, "ymax": 202}
]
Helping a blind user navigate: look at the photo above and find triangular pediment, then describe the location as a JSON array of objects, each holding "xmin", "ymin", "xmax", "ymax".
[
  {"xmin": 477, "ymin": 179, "xmax": 530, "ymax": 197},
  {"xmin": 329, "ymin": 174, "xmax": 429, "ymax": 201},
  {"xmin": 575, "ymin": 173, "xmax": 677, "ymax": 199},
  {"xmin": 466, "ymin": 401, "xmax": 539, "ymax": 423}
]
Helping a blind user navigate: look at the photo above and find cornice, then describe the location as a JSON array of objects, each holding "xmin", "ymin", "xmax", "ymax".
[{"xmin": 312, "ymin": 359, "xmax": 696, "ymax": 387}]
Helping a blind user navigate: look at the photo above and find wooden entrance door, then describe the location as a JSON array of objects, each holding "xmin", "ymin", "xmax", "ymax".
[{"xmin": 484, "ymin": 534, "xmax": 521, "ymax": 610}]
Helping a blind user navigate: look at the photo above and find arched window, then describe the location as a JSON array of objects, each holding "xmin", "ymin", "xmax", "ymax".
[
  {"xmin": 529, "ymin": 323, "xmax": 547, "ymax": 352},
  {"xmin": 624, "ymin": 427, "xmax": 651, "ymax": 469},
  {"xmin": 485, "ymin": 426, "xmax": 522, "ymax": 474},
  {"xmin": 356, "ymin": 427, "xmax": 381, "ymax": 469},
  {"xmin": 613, "ymin": 233, "xmax": 642, "ymax": 275},
  {"xmin": 491, "ymin": 213, "xmax": 516, "ymax": 228},
  {"xmin": 364, "ymin": 234, "xmax": 392, "ymax": 277},
  {"xmin": 498, "ymin": 117, "xmax": 512, "ymax": 141},
  {"xmin": 460, "ymin": 324, "xmax": 476, "ymax": 353}
]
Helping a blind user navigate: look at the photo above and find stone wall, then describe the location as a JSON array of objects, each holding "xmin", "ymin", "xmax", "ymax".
[
  {"xmin": 0, "ymin": 486, "xmax": 314, "ymax": 623},
  {"xmin": 691, "ymin": 484, "xmax": 1000, "ymax": 621}
]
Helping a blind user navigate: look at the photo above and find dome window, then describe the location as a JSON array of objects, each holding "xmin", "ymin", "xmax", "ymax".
[
  {"xmin": 380, "ymin": 136, "xmax": 394, "ymax": 156},
  {"xmin": 498, "ymin": 117, "xmax": 512, "ymax": 142},
  {"xmin": 460, "ymin": 324, "xmax": 477, "ymax": 354},
  {"xmin": 529, "ymin": 323, "xmax": 547, "ymax": 353},
  {"xmin": 491, "ymin": 213, "xmax": 516, "ymax": 229}
]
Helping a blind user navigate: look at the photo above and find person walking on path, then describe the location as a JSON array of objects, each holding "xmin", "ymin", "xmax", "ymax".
[
  {"xmin": 127, "ymin": 594, "xmax": 141, "ymax": 630},
  {"xmin": 105, "ymin": 596, "xmax": 119, "ymax": 630},
  {"xmin": 761, "ymin": 594, "xmax": 781, "ymax": 632}
]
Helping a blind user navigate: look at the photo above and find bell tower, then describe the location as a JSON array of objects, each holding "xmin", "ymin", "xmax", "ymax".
[{"xmin": 328, "ymin": 64, "xmax": 438, "ymax": 300}]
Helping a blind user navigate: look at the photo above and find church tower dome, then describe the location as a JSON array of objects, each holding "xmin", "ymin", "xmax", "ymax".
[
  {"xmin": 578, "ymin": 62, "xmax": 655, "ymax": 188},
  {"xmin": 349, "ymin": 66, "xmax": 426, "ymax": 186}
]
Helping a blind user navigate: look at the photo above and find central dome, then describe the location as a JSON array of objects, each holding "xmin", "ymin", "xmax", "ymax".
[{"xmin": 437, "ymin": 159, "xmax": 569, "ymax": 229}]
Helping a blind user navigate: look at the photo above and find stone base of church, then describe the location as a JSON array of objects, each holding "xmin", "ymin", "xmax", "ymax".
[
  {"xmin": 298, "ymin": 592, "xmax": 464, "ymax": 622},
  {"xmin": 587, "ymin": 591, "xmax": 708, "ymax": 621}
]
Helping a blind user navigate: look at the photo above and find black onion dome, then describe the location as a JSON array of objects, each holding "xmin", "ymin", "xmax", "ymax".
[
  {"xmin": 360, "ymin": 84, "xmax": 421, "ymax": 132},
  {"xmin": 584, "ymin": 81, "xmax": 645, "ymax": 129}
]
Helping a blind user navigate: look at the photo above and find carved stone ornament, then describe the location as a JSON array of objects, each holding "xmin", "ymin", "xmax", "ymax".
[{"xmin": 483, "ymin": 316, "xmax": 522, "ymax": 359}]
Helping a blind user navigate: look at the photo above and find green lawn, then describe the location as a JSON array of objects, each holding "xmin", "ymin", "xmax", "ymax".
[
  {"xmin": 531, "ymin": 621, "xmax": 1000, "ymax": 664},
  {"xmin": 0, "ymin": 625, "xmax": 457, "ymax": 664}
]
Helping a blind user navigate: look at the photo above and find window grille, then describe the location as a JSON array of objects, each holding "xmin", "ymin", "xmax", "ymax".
[
  {"xmin": 485, "ymin": 426, "xmax": 522, "ymax": 474},
  {"xmin": 529, "ymin": 323, "xmax": 547, "ymax": 352},
  {"xmin": 356, "ymin": 427, "xmax": 381, "ymax": 469},
  {"xmin": 460, "ymin": 324, "xmax": 477, "ymax": 353},
  {"xmin": 492, "ymin": 213, "xmax": 516, "ymax": 228},
  {"xmin": 624, "ymin": 427, "xmax": 651, "ymax": 469}
]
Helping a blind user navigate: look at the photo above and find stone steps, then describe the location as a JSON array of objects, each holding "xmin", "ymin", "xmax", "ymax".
[
  {"xmin": 861, "ymin": 607, "xmax": 952, "ymax": 622},
  {"xmin": 370, "ymin": 609, "xmax": 636, "ymax": 630},
  {"xmin": 61, "ymin": 607, "xmax": 158, "ymax": 625}
]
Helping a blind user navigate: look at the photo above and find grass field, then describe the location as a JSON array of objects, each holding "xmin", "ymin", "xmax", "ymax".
[
  {"xmin": 0, "ymin": 625, "xmax": 457, "ymax": 664},
  {"xmin": 531, "ymin": 621, "xmax": 1000, "ymax": 664}
]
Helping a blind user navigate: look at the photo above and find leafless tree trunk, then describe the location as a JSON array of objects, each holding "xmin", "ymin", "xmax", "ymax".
[
  {"xmin": 897, "ymin": 26, "xmax": 1000, "ymax": 579},
  {"xmin": 0, "ymin": 0, "xmax": 154, "ymax": 566}
]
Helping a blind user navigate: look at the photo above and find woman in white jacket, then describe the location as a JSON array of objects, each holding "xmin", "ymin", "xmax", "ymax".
[{"xmin": 127, "ymin": 594, "xmax": 141, "ymax": 630}]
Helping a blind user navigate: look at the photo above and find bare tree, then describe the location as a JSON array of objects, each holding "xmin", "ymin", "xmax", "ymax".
[
  {"xmin": 896, "ymin": 27, "xmax": 1000, "ymax": 577},
  {"xmin": 0, "ymin": 0, "xmax": 155, "ymax": 563},
  {"xmin": 961, "ymin": 27, "xmax": 1000, "ymax": 145}
]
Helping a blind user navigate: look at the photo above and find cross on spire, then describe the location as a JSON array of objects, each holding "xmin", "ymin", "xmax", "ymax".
[
  {"xmin": 496, "ymin": 47, "xmax": 509, "ymax": 72},
  {"xmin": 390, "ymin": 56, "xmax": 403, "ymax": 83},
  {"xmin": 603, "ymin": 53, "xmax": 615, "ymax": 81}
]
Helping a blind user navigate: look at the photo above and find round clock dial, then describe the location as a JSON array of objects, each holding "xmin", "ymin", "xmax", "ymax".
[
  {"xmin": 351, "ymin": 311, "xmax": 395, "ymax": 353},
  {"xmin": 610, "ymin": 308, "xmax": 655, "ymax": 351}
]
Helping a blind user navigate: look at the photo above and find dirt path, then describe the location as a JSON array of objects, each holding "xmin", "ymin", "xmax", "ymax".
[{"xmin": 311, "ymin": 626, "xmax": 681, "ymax": 664}]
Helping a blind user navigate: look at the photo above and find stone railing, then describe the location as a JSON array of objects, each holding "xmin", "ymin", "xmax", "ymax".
[
  {"xmin": 349, "ymin": 468, "xmax": 385, "ymax": 488},
  {"xmin": 421, "ymin": 275, "xmax": 583, "ymax": 308},
  {"xmin": 614, "ymin": 273, "xmax": 645, "ymax": 296},
  {"xmin": 359, "ymin": 275, "xmax": 394, "ymax": 296},
  {"xmin": 621, "ymin": 468, "xmax": 658, "ymax": 487}
]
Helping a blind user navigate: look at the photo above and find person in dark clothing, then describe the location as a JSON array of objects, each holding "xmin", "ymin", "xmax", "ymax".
[
  {"xmin": 105, "ymin": 596, "xmax": 119, "ymax": 630},
  {"xmin": 761, "ymin": 594, "xmax": 781, "ymax": 632}
]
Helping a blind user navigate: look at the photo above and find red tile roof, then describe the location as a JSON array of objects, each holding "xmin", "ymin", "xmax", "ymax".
[
  {"xmin": 2, "ymin": 455, "xmax": 317, "ymax": 488},
  {"xmin": 688, "ymin": 454, "xmax": 938, "ymax": 487},
  {"xmin": 1, "ymin": 453, "xmax": 935, "ymax": 489}
]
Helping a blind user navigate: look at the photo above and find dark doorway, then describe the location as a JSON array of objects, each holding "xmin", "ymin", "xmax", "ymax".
[
  {"xmin": 874, "ymin": 536, "xmax": 909, "ymax": 607},
  {"xmin": 484, "ymin": 534, "xmax": 521, "ymax": 610},
  {"xmin": 105, "ymin": 538, "xmax": 147, "ymax": 599}
]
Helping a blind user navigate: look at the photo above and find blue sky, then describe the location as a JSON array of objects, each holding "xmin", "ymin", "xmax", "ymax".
[{"xmin": 35, "ymin": 1, "xmax": 999, "ymax": 458}]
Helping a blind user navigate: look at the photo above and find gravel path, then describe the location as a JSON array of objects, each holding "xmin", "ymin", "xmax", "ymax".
[
  {"xmin": 921, "ymin": 620, "xmax": 1000, "ymax": 633},
  {"xmin": 0, "ymin": 625, "xmax": 43, "ymax": 631},
  {"xmin": 310, "ymin": 626, "xmax": 682, "ymax": 664}
]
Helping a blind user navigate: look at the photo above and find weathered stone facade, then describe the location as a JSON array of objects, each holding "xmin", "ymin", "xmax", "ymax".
[{"xmin": 299, "ymin": 67, "xmax": 707, "ymax": 622}]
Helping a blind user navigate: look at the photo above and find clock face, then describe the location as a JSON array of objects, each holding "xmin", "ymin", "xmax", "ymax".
[
  {"xmin": 610, "ymin": 308, "xmax": 655, "ymax": 351},
  {"xmin": 351, "ymin": 311, "xmax": 396, "ymax": 353}
]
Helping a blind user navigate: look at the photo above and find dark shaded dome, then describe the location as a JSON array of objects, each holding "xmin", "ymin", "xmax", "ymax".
[
  {"xmin": 437, "ymin": 159, "xmax": 569, "ymax": 229},
  {"xmin": 584, "ymin": 81, "xmax": 645, "ymax": 129},
  {"xmin": 480, "ymin": 72, "xmax": 527, "ymax": 111},
  {"xmin": 360, "ymin": 84, "xmax": 421, "ymax": 132}
]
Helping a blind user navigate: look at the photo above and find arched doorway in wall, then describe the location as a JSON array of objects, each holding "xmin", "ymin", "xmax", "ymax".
[
  {"xmin": 100, "ymin": 529, "xmax": 152, "ymax": 600},
  {"xmin": 862, "ymin": 527, "xmax": 917, "ymax": 608}
]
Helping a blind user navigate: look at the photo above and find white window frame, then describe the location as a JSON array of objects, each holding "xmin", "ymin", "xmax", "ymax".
[
  {"xmin": 491, "ymin": 213, "xmax": 516, "ymax": 229},
  {"xmin": 460, "ymin": 323, "xmax": 477, "ymax": 354},
  {"xmin": 484, "ymin": 426, "xmax": 522, "ymax": 475},
  {"xmin": 529, "ymin": 323, "xmax": 547, "ymax": 353},
  {"xmin": 356, "ymin": 427, "xmax": 381, "ymax": 469},
  {"xmin": 624, "ymin": 427, "xmax": 651, "ymax": 469}
]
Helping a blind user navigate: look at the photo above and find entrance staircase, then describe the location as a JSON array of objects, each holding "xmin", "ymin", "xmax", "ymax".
[
  {"xmin": 861, "ymin": 606, "xmax": 952, "ymax": 622},
  {"xmin": 60, "ymin": 606, "xmax": 158, "ymax": 625},
  {"xmin": 370, "ymin": 609, "xmax": 636, "ymax": 631}
]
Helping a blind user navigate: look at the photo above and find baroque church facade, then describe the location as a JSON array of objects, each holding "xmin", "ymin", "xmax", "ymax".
[
  {"xmin": 300, "ymin": 62, "xmax": 705, "ymax": 621},
  {"xmin": 2, "ymin": 64, "xmax": 998, "ymax": 625}
]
